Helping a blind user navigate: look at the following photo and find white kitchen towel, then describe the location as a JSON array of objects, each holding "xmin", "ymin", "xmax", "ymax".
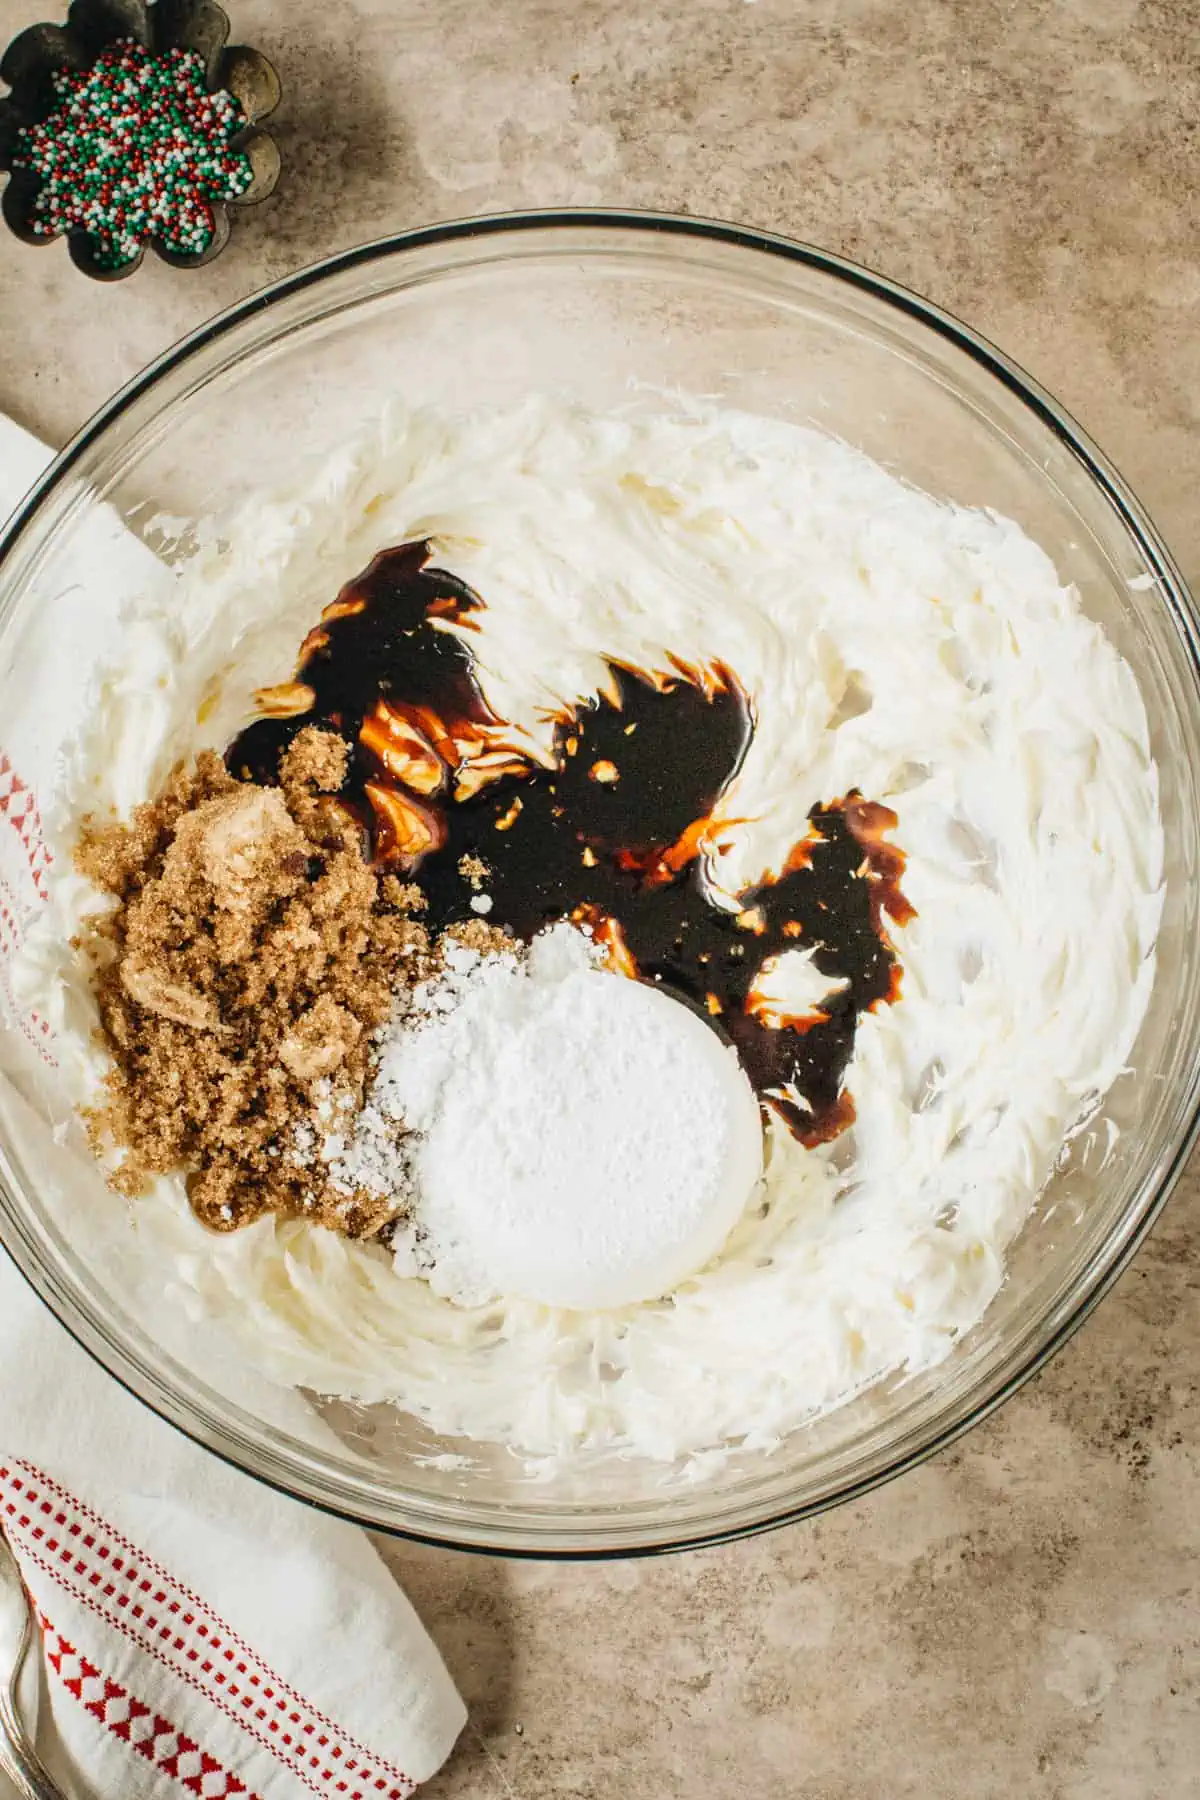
[{"xmin": 0, "ymin": 416, "xmax": 467, "ymax": 1800}]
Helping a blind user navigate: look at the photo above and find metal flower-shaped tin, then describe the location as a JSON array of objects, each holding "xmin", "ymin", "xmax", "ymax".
[{"xmin": 0, "ymin": 0, "xmax": 280, "ymax": 279}]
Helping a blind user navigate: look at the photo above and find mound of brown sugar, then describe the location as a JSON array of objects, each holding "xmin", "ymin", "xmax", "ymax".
[{"xmin": 76, "ymin": 728, "xmax": 436, "ymax": 1239}]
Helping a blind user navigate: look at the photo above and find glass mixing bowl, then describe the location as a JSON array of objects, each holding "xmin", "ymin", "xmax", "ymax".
[{"xmin": 1, "ymin": 212, "xmax": 1198, "ymax": 1556}]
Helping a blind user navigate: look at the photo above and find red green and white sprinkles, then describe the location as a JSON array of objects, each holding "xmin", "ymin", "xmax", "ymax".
[{"xmin": 12, "ymin": 38, "xmax": 253, "ymax": 269}]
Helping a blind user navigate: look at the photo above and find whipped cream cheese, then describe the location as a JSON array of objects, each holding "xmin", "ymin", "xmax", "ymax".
[{"xmin": 19, "ymin": 396, "xmax": 1164, "ymax": 1464}]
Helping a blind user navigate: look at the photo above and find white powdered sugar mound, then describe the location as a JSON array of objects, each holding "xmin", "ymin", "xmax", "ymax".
[{"xmin": 339, "ymin": 924, "xmax": 763, "ymax": 1311}]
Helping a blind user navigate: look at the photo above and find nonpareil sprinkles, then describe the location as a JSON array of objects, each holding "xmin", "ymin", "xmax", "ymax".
[{"xmin": 12, "ymin": 38, "xmax": 254, "ymax": 269}]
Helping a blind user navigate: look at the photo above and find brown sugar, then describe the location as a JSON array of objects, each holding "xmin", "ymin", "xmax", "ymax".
[
  {"xmin": 381, "ymin": 876, "xmax": 426, "ymax": 915},
  {"xmin": 457, "ymin": 853, "xmax": 490, "ymax": 891},
  {"xmin": 446, "ymin": 919, "xmax": 514, "ymax": 957},
  {"xmin": 76, "ymin": 732, "xmax": 435, "ymax": 1239},
  {"xmin": 280, "ymin": 725, "xmax": 350, "ymax": 798}
]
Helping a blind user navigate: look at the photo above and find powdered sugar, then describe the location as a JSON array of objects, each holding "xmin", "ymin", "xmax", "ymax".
[
  {"xmin": 343, "ymin": 924, "xmax": 764, "ymax": 1310},
  {"xmin": 321, "ymin": 1101, "xmax": 408, "ymax": 1201}
]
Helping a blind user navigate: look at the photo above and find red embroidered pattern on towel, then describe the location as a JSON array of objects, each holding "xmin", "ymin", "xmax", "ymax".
[
  {"xmin": 0, "ymin": 752, "xmax": 51, "ymax": 901},
  {"xmin": 0, "ymin": 749, "xmax": 55, "ymax": 1062},
  {"xmin": 40, "ymin": 1610, "xmax": 261, "ymax": 1799},
  {"xmin": 1, "ymin": 1462, "xmax": 417, "ymax": 1800}
]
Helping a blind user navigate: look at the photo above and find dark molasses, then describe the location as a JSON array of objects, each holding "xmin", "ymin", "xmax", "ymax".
[{"xmin": 228, "ymin": 542, "xmax": 914, "ymax": 1145}]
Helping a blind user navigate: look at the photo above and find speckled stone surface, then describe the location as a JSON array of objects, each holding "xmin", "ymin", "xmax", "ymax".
[{"xmin": 1, "ymin": 1, "xmax": 1197, "ymax": 1794}]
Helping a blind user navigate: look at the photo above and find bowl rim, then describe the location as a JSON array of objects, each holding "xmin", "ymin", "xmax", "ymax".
[{"xmin": 2, "ymin": 205, "xmax": 1198, "ymax": 1558}]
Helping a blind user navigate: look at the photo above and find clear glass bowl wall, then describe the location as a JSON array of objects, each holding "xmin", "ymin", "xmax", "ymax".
[{"xmin": 1, "ymin": 215, "xmax": 1197, "ymax": 1555}]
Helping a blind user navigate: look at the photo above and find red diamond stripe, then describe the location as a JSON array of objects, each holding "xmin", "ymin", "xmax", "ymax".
[
  {"xmin": 3, "ymin": 1461, "xmax": 416, "ymax": 1794},
  {"xmin": 38, "ymin": 1607, "xmax": 264, "ymax": 1799}
]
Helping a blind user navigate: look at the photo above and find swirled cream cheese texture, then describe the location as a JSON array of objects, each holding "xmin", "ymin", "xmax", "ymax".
[{"xmin": 21, "ymin": 398, "xmax": 1164, "ymax": 1462}]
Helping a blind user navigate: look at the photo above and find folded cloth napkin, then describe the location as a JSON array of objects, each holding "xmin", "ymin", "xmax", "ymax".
[{"xmin": 0, "ymin": 416, "xmax": 467, "ymax": 1800}]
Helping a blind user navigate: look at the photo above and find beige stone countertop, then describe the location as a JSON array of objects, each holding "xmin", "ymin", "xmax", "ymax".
[{"xmin": 1, "ymin": 0, "xmax": 1197, "ymax": 1794}]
